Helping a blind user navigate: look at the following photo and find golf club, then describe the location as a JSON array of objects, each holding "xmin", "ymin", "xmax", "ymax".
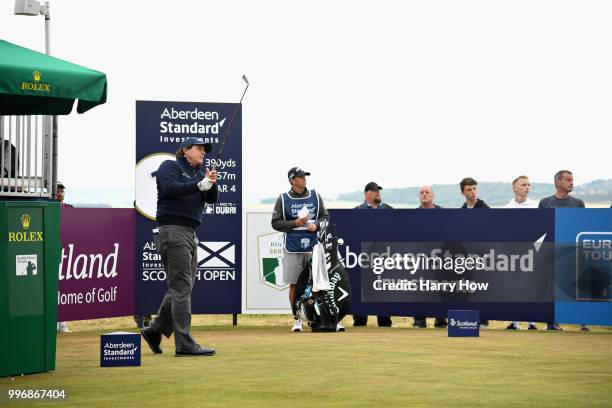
[{"xmin": 212, "ymin": 75, "xmax": 249, "ymax": 170}]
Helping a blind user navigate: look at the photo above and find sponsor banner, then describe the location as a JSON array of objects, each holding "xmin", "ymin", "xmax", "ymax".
[
  {"xmin": 554, "ymin": 209, "xmax": 612, "ymax": 325},
  {"xmin": 100, "ymin": 332, "xmax": 141, "ymax": 367},
  {"xmin": 330, "ymin": 209, "xmax": 556, "ymax": 322},
  {"xmin": 6, "ymin": 207, "xmax": 45, "ymax": 317},
  {"xmin": 448, "ymin": 310, "xmax": 480, "ymax": 337},
  {"xmin": 58, "ymin": 208, "xmax": 135, "ymax": 321},
  {"xmin": 55, "ymin": 207, "xmax": 611, "ymax": 325},
  {"xmin": 135, "ymin": 101, "xmax": 242, "ymax": 314},
  {"xmin": 243, "ymin": 213, "xmax": 291, "ymax": 314}
]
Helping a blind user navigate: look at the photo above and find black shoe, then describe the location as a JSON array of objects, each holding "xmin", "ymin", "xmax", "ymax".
[
  {"xmin": 141, "ymin": 327, "xmax": 162, "ymax": 354},
  {"xmin": 527, "ymin": 324, "xmax": 538, "ymax": 330},
  {"xmin": 506, "ymin": 323, "xmax": 518, "ymax": 330},
  {"xmin": 353, "ymin": 315, "xmax": 368, "ymax": 326},
  {"xmin": 547, "ymin": 323, "xmax": 563, "ymax": 331},
  {"xmin": 175, "ymin": 347, "xmax": 216, "ymax": 357},
  {"xmin": 377, "ymin": 316, "xmax": 392, "ymax": 327},
  {"xmin": 434, "ymin": 318, "xmax": 447, "ymax": 329},
  {"xmin": 580, "ymin": 325, "xmax": 590, "ymax": 332}
]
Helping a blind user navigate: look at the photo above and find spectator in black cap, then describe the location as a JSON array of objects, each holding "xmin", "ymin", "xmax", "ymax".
[
  {"xmin": 56, "ymin": 182, "xmax": 73, "ymax": 208},
  {"xmin": 271, "ymin": 167, "xmax": 331, "ymax": 332},
  {"xmin": 356, "ymin": 182, "xmax": 393, "ymax": 210},
  {"xmin": 141, "ymin": 136, "xmax": 218, "ymax": 357},
  {"xmin": 353, "ymin": 182, "xmax": 393, "ymax": 327},
  {"xmin": 56, "ymin": 181, "xmax": 73, "ymax": 333}
]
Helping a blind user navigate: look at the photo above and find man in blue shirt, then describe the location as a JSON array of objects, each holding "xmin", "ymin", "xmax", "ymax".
[
  {"xmin": 539, "ymin": 170, "xmax": 589, "ymax": 332},
  {"xmin": 413, "ymin": 185, "xmax": 446, "ymax": 328},
  {"xmin": 538, "ymin": 170, "xmax": 585, "ymax": 209},
  {"xmin": 141, "ymin": 137, "xmax": 219, "ymax": 356}
]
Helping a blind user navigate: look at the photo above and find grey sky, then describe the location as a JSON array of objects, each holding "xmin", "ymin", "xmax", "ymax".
[{"xmin": 2, "ymin": 1, "xmax": 611, "ymax": 204}]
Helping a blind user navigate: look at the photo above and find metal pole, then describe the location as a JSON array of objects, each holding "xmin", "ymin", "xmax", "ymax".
[
  {"xmin": 232, "ymin": 314, "xmax": 238, "ymax": 326},
  {"xmin": 27, "ymin": 116, "xmax": 32, "ymax": 192},
  {"xmin": 20, "ymin": 117, "xmax": 25, "ymax": 190},
  {"xmin": 0, "ymin": 116, "xmax": 4, "ymax": 192},
  {"xmin": 43, "ymin": 116, "xmax": 52, "ymax": 196},
  {"xmin": 7, "ymin": 117, "xmax": 12, "ymax": 189},
  {"xmin": 52, "ymin": 116, "xmax": 57, "ymax": 199},
  {"xmin": 34, "ymin": 116, "xmax": 39, "ymax": 194},
  {"xmin": 43, "ymin": 1, "xmax": 58, "ymax": 200},
  {"xmin": 16, "ymin": 117, "xmax": 21, "ymax": 189},
  {"xmin": 44, "ymin": 2, "xmax": 49, "ymax": 55}
]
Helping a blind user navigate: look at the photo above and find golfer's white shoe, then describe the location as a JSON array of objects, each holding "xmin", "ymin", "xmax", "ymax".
[{"xmin": 291, "ymin": 318, "xmax": 303, "ymax": 332}]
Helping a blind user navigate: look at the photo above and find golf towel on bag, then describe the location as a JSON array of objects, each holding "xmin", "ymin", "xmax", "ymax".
[{"xmin": 311, "ymin": 242, "xmax": 331, "ymax": 292}]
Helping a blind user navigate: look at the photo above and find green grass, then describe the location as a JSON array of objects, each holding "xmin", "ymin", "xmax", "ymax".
[{"xmin": 1, "ymin": 316, "xmax": 611, "ymax": 407}]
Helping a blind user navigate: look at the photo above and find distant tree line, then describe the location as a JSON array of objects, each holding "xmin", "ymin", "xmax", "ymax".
[{"xmin": 261, "ymin": 179, "xmax": 612, "ymax": 207}]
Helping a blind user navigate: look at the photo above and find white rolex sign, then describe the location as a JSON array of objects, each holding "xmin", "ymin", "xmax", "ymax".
[{"xmin": 16, "ymin": 254, "xmax": 38, "ymax": 276}]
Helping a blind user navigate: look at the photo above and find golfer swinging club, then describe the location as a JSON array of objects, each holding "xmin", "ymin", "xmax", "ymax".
[{"xmin": 141, "ymin": 137, "xmax": 218, "ymax": 357}]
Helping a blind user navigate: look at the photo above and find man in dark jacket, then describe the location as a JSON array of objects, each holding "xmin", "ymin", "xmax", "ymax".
[
  {"xmin": 353, "ymin": 182, "xmax": 393, "ymax": 327},
  {"xmin": 459, "ymin": 177, "xmax": 489, "ymax": 328},
  {"xmin": 141, "ymin": 137, "xmax": 218, "ymax": 357},
  {"xmin": 460, "ymin": 177, "xmax": 490, "ymax": 209},
  {"xmin": 56, "ymin": 182, "xmax": 74, "ymax": 208}
]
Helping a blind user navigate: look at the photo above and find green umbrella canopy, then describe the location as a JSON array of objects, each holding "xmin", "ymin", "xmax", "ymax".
[{"xmin": 0, "ymin": 39, "xmax": 107, "ymax": 115}]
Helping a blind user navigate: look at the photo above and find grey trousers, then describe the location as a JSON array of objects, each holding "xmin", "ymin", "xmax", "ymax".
[{"xmin": 150, "ymin": 225, "xmax": 199, "ymax": 351}]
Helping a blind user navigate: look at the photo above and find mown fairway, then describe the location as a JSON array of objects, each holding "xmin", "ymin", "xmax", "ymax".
[{"xmin": 1, "ymin": 316, "xmax": 611, "ymax": 407}]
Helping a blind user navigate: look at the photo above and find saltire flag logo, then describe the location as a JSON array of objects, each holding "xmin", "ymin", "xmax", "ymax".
[{"xmin": 197, "ymin": 242, "xmax": 235, "ymax": 268}]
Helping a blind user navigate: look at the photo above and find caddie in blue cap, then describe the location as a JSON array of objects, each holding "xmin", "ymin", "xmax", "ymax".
[
  {"xmin": 271, "ymin": 167, "xmax": 332, "ymax": 332},
  {"xmin": 141, "ymin": 136, "xmax": 218, "ymax": 357}
]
